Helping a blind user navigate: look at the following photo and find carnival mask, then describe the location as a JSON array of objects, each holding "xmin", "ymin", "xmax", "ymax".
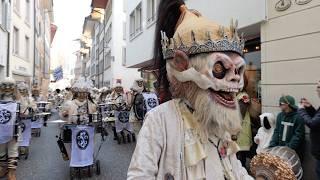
[
  {"xmin": 0, "ymin": 83, "xmax": 16, "ymax": 94},
  {"xmin": 77, "ymin": 92, "xmax": 88, "ymax": 102}
]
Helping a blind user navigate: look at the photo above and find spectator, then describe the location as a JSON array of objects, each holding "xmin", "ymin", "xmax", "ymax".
[
  {"xmin": 254, "ymin": 113, "xmax": 275, "ymax": 153},
  {"xmin": 269, "ymin": 95, "xmax": 305, "ymax": 159},
  {"xmin": 298, "ymin": 81, "xmax": 320, "ymax": 179}
]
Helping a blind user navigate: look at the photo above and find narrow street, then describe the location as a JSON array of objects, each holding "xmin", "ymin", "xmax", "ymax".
[{"xmin": 15, "ymin": 112, "xmax": 135, "ymax": 180}]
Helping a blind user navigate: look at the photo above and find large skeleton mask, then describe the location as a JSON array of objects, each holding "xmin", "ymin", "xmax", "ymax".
[
  {"xmin": 168, "ymin": 52, "xmax": 245, "ymax": 109},
  {"xmin": 159, "ymin": 7, "xmax": 245, "ymax": 139}
]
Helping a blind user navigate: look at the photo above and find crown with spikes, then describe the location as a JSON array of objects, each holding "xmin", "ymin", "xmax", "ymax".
[{"xmin": 161, "ymin": 8, "xmax": 245, "ymax": 60}]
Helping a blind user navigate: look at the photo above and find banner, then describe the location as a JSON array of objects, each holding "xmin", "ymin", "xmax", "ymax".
[
  {"xmin": 142, "ymin": 93, "xmax": 159, "ymax": 112},
  {"xmin": 115, "ymin": 111, "xmax": 132, "ymax": 133},
  {"xmin": 0, "ymin": 102, "xmax": 17, "ymax": 143},
  {"xmin": 70, "ymin": 125, "xmax": 94, "ymax": 167},
  {"xmin": 19, "ymin": 119, "xmax": 32, "ymax": 147},
  {"xmin": 53, "ymin": 66, "xmax": 63, "ymax": 81}
]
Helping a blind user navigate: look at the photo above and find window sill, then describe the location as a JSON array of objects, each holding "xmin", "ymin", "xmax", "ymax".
[
  {"xmin": 12, "ymin": 54, "xmax": 29, "ymax": 62},
  {"xmin": 24, "ymin": 20, "xmax": 31, "ymax": 27},
  {"xmin": 129, "ymin": 31, "xmax": 143, "ymax": 41},
  {"xmin": 146, "ymin": 19, "xmax": 156, "ymax": 29},
  {"xmin": 14, "ymin": 8, "xmax": 21, "ymax": 17}
]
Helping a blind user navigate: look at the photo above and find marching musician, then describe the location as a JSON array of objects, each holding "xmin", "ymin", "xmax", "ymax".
[
  {"xmin": 60, "ymin": 77, "xmax": 97, "ymax": 124},
  {"xmin": 16, "ymin": 82, "xmax": 36, "ymax": 156},
  {"xmin": 0, "ymin": 77, "xmax": 19, "ymax": 180}
]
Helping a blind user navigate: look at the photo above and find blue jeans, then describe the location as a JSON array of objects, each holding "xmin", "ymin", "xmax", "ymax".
[{"xmin": 317, "ymin": 160, "xmax": 320, "ymax": 180}]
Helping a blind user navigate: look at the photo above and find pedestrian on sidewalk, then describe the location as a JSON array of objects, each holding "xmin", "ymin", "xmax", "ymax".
[
  {"xmin": 269, "ymin": 95, "xmax": 305, "ymax": 160},
  {"xmin": 298, "ymin": 81, "xmax": 320, "ymax": 180}
]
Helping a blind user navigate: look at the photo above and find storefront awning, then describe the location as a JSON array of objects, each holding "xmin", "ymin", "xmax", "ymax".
[
  {"xmin": 128, "ymin": 59, "xmax": 158, "ymax": 72},
  {"xmin": 91, "ymin": 0, "xmax": 108, "ymax": 9},
  {"xmin": 50, "ymin": 24, "xmax": 57, "ymax": 44}
]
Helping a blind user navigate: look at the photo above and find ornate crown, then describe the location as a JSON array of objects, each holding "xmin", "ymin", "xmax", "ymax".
[{"xmin": 161, "ymin": 9, "xmax": 245, "ymax": 60}]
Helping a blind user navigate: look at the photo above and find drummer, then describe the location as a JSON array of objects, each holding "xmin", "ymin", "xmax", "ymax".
[
  {"xmin": 60, "ymin": 77, "xmax": 97, "ymax": 124},
  {"xmin": 0, "ymin": 77, "xmax": 19, "ymax": 180},
  {"xmin": 98, "ymin": 87, "xmax": 111, "ymax": 104},
  {"xmin": 16, "ymin": 82, "xmax": 36, "ymax": 155}
]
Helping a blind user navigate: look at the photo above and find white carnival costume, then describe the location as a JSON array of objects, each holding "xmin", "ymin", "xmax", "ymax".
[
  {"xmin": 0, "ymin": 77, "xmax": 19, "ymax": 180},
  {"xmin": 254, "ymin": 113, "xmax": 276, "ymax": 154},
  {"xmin": 128, "ymin": 2, "xmax": 253, "ymax": 179}
]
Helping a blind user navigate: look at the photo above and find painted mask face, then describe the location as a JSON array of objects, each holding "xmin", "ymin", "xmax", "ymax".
[
  {"xmin": 137, "ymin": 80, "xmax": 144, "ymax": 88},
  {"xmin": 115, "ymin": 87, "xmax": 123, "ymax": 94},
  {"xmin": 77, "ymin": 92, "xmax": 88, "ymax": 102},
  {"xmin": 0, "ymin": 83, "xmax": 16, "ymax": 94},
  {"xmin": 18, "ymin": 89, "xmax": 28, "ymax": 97},
  {"xmin": 176, "ymin": 52, "xmax": 245, "ymax": 109}
]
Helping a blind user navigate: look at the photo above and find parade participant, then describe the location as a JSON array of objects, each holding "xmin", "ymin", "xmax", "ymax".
[
  {"xmin": 128, "ymin": 1, "xmax": 252, "ymax": 179},
  {"xmin": 98, "ymin": 87, "xmax": 111, "ymax": 104},
  {"xmin": 127, "ymin": 79, "xmax": 145, "ymax": 122},
  {"xmin": 16, "ymin": 82, "xmax": 36, "ymax": 157},
  {"xmin": 111, "ymin": 83, "xmax": 135, "ymax": 144},
  {"xmin": 236, "ymin": 92, "xmax": 253, "ymax": 167},
  {"xmin": 31, "ymin": 85, "xmax": 45, "ymax": 102},
  {"xmin": 269, "ymin": 95, "xmax": 305, "ymax": 160},
  {"xmin": 60, "ymin": 77, "xmax": 97, "ymax": 124},
  {"xmin": 254, "ymin": 113, "xmax": 275, "ymax": 153},
  {"xmin": 298, "ymin": 81, "xmax": 320, "ymax": 179},
  {"xmin": 0, "ymin": 77, "xmax": 19, "ymax": 180}
]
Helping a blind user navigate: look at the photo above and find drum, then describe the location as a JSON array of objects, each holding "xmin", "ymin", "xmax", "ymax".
[
  {"xmin": 133, "ymin": 92, "xmax": 159, "ymax": 121},
  {"xmin": 250, "ymin": 146, "xmax": 303, "ymax": 180}
]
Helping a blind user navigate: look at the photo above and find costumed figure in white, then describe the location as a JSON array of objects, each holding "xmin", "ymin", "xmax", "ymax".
[
  {"xmin": 128, "ymin": 1, "xmax": 253, "ymax": 179},
  {"xmin": 16, "ymin": 82, "xmax": 36, "ymax": 158},
  {"xmin": 111, "ymin": 83, "xmax": 135, "ymax": 144},
  {"xmin": 30, "ymin": 85, "xmax": 48, "ymax": 136},
  {"xmin": 254, "ymin": 113, "xmax": 276, "ymax": 154},
  {"xmin": 59, "ymin": 77, "xmax": 97, "ymax": 159},
  {"xmin": 0, "ymin": 77, "xmax": 19, "ymax": 180},
  {"xmin": 127, "ymin": 79, "xmax": 159, "ymax": 135}
]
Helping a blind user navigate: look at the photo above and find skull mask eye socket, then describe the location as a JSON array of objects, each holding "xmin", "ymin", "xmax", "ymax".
[{"xmin": 212, "ymin": 61, "xmax": 227, "ymax": 79}]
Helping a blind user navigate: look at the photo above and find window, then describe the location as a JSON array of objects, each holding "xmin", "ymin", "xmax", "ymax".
[
  {"xmin": 0, "ymin": 0, "xmax": 3, "ymax": 26},
  {"xmin": 129, "ymin": 12, "xmax": 135, "ymax": 38},
  {"xmin": 135, "ymin": 4, "xmax": 142, "ymax": 33},
  {"xmin": 25, "ymin": 0, "xmax": 30, "ymax": 23},
  {"xmin": 147, "ymin": 0, "xmax": 156, "ymax": 24},
  {"xmin": 105, "ymin": 51, "xmax": 111, "ymax": 69},
  {"xmin": 25, "ymin": 36, "xmax": 29, "ymax": 60},
  {"xmin": 13, "ymin": 27, "xmax": 19, "ymax": 55},
  {"xmin": 129, "ymin": 3, "xmax": 143, "ymax": 39},
  {"xmin": 123, "ymin": 22, "xmax": 126, "ymax": 40},
  {"xmin": 122, "ymin": 47, "xmax": 126, "ymax": 66},
  {"xmin": 14, "ymin": 0, "xmax": 20, "ymax": 13},
  {"xmin": 105, "ymin": 23, "xmax": 112, "ymax": 42}
]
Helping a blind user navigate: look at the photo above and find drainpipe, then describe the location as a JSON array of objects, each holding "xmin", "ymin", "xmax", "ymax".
[
  {"xmin": 6, "ymin": 0, "xmax": 11, "ymax": 77},
  {"xmin": 33, "ymin": 0, "xmax": 36, "ymax": 84}
]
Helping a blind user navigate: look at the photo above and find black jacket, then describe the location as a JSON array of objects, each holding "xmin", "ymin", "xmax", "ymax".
[{"xmin": 298, "ymin": 106, "xmax": 320, "ymax": 160}]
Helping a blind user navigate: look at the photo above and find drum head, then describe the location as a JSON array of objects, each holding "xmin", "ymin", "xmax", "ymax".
[
  {"xmin": 250, "ymin": 146, "xmax": 302, "ymax": 180},
  {"xmin": 133, "ymin": 93, "xmax": 146, "ymax": 121}
]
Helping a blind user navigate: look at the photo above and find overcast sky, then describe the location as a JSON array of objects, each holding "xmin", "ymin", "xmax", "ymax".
[{"xmin": 51, "ymin": 0, "xmax": 91, "ymax": 74}]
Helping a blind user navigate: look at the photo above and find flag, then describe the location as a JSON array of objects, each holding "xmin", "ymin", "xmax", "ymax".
[{"xmin": 53, "ymin": 66, "xmax": 63, "ymax": 81}]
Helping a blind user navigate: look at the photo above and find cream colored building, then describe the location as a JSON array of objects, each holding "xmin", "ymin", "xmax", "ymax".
[
  {"xmin": 261, "ymin": 0, "xmax": 320, "ymax": 112},
  {"xmin": 261, "ymin": 1, "xmax": 320, "ymax": 178},
  {"xmin": 10, "ymin": 0, "xmax": 35, "ymax": 84}
]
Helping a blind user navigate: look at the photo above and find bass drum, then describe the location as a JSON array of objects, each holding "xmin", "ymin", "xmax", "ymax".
[
  {"xmin": 250, "ymin": 146, "xmax": 303, "ymax": 180},
  {"xmin": 133, "ymin": 93, "xmax": 145, "ymax": 121}
]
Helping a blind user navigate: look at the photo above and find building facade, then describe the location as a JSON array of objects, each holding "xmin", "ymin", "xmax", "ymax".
[
  {"xmin": 0, "ymin": 0, "xmax": 11, "ymax": 80},
  {"xmin": 10, "ymin": 0, "xmax": 35, "ymax": 85},
  {"xmin": 34, "ymin": 0, "xmax": 54, "ymax": 96},
  {"xmin": 81, "ymin": 0, "xmax": 140, "ymax": 90}
]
